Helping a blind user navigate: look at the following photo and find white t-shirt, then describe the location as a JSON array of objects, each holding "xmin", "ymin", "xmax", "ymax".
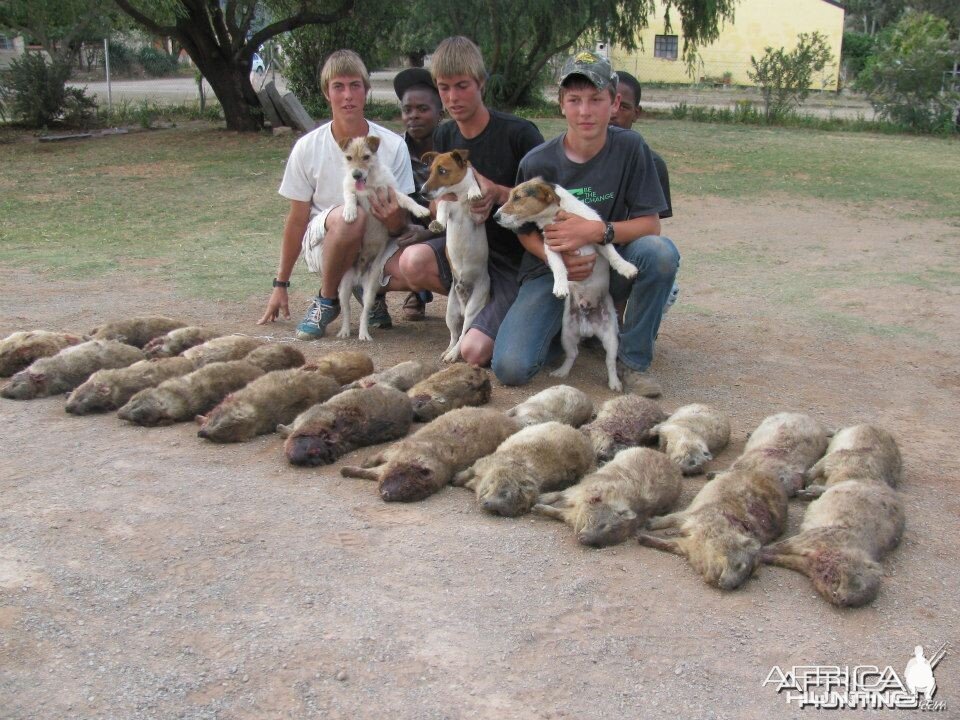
[{"xmin": 278, "ymin": 120, "xmax": 414, "ymax": 218}]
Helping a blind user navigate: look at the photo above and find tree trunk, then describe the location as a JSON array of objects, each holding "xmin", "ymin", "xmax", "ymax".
[{"xmin": 200, "ymin": 57, "xmax": 264, "ymax": 131}]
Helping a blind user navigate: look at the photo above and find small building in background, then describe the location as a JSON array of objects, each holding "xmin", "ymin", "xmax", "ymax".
[
  {"xmin": 609, "ymin": 0, "xmax": 844, "ymax": 90},
  {"xmin": 0, "ymin": 33, "xmax": 25, "ymax": 69}
]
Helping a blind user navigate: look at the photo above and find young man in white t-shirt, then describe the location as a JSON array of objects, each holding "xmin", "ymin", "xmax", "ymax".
[{"xmin": 257, "ymin": 49, "xmax": 416, "ymax": 339}]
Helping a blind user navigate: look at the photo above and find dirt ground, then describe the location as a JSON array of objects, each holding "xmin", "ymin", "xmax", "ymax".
[{"xmin": 1, "ymin": 195, "xmax": 958, "ymax": 719}]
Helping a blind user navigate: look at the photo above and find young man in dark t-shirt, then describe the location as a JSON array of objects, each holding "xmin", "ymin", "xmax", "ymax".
[
  {"xmin": 612, "ymin": 70, "xmax": 679, "ymax": 314},
  {"xmin": 387, "ymin": 36, "xmax": 544, "ymax": 366},
  {"xmin": 491, "ymin": 51, "xmax": 679, "ymax": 396}
]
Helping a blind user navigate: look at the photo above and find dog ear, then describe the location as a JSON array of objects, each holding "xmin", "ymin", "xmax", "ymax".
[
  {"xmin": 338, "ymin": 137, "xmax": 352, "ymax": 152},
  {"xmin": 421, "ymin": 151, "xmax": 438, "ymax": 166},
  {"xmin": 364, "ymin": 135, "xmax": 381, "ymax": 153},
  {"xmin": 450, "ymin": 149, "xmax": 470, "ymax": 167},
  {"xmin": 542, "ymin": 184, "xmax": 560, "ymax": 205}
]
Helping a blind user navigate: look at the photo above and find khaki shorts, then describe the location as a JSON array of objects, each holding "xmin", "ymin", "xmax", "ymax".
[{"xmin": 301, "ymin": 206, "xmax": 398, "ymax": 288}]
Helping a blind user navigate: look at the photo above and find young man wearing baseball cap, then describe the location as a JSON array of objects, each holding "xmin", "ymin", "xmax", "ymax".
[{"xmin": 491, "ymin": 51, "xmax": 679, "ymax": 396}]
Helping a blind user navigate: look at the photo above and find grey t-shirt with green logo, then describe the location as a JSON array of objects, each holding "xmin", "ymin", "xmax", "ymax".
[{"xmin": 515, "ymin": 125, "xmax": 667, "ymax": 284}]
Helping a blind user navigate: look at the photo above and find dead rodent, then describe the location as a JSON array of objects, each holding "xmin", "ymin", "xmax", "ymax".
[
  {"xmin": 118, "ymin": 359, "xmax": 265, "ymax": 426},
  {"xmin": 453, "ymin": 421, "xmax": 594, "ymax": 517},
  {"xmin": 65, "ymin": 357, "xmax": 195, "ymax": 415},
  {"xmin": 182, "ymin": 335, "xmax": 266, "ymax": 366},
  {"xmin": 90, "ymin": 316, "xmax": 187, "ymax": 348},
  {"xmin": 143, "ymin": 326, "xmax": 223, "ymax": 358},
  {"xmin": 761, "ymin": 479, "xmax": 905, "ymax": 606},
  {"xmin": 799, "ymin": 424, "xmax": 901, "ymax": 498},
  {"xmin": 506, "ymin": 385, "xmax": 594, "ymax": 428},
  {"xmin": 342, "ymin": 360, "xmax": 433, "ymax": 392},
  {"xmin": 0, "ymin": 330, "xmax": 84, "ymax": 377},
  {"xmin": 637, "ymin": 464, "xmax": 789, "ymax": 590},
  {"xmin": 311, "ymin": 351, "xmax": 374, "ymax": 385},
  {"xmin": 281, "ymin": 385, "xmax": 414, "ymax": 466},
  {"xmin": 407, "ymin": 364, "xmax": 492, "ymax": 422},
  {"xmin": 1, "ymin": 340, "xmax": 144, "ymax": 400},
  {"xmin": 726, "ymin": 412, "xmax": 831, "ymax": 497},
  {"xmin": 197, "ymin": 366, "xmax": 341, "ymax": 443},
  {"xmin": 534, "ymin": 447, "xmax": 681, "ymax": 548},
  {"xmin": 650, "ymin": 403, "xmax": 731, "ymax": 475},
  {"xmin": 580, "ymin": 395, "xmax": 667, "ymax": 463},
  {"xmin": 242, "ymin": 344, "xmax": 306, "ymax": 372},
  {"xmin": 341, "ymin": 407, "xmax": 520, "ymax": 503}
]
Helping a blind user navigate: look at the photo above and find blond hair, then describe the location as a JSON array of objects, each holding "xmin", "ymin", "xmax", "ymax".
[
  {"xmin": 320, "ymin": 49, "xmax": 371, "ymax": 96},
  {"xmin": 431, "ymin": 36, "xmax": 486, "ymax": 86}
]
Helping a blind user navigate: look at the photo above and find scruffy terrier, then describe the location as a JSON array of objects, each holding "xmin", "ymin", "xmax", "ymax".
[
  {"xmin": 420, "ymin": 149, "xmax": 490, "ymax": 363},
  {"xmin": 495, "ymin": 177, "xmax": 637, "ymax": 391},
  {"xmin": 330, "ymin": 135, "xmax": 430, "ymax": 341}
]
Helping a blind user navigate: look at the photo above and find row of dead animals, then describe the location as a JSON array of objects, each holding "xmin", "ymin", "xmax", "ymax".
[{"xmin": 0, "ymin": 319, "xmax": 904, "ymax": 608}]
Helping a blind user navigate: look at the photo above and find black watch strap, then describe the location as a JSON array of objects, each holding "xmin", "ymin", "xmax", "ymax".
[
  {"xmin": 602, "ymin": 222, "xmax": 615, "ymax": 245},
  {"xmin": 273, "ymin": 278, "xmax": 291, "ymax": 288}
]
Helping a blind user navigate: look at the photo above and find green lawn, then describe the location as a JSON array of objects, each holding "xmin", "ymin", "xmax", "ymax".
[{"xmin": 1, "ymin": 119, "xmax": 957, "ymax": 303}]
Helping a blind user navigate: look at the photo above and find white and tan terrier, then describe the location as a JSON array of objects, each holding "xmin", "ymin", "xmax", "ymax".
[
  {"xmin": 495, "ymin": 178, "xmax": 638, "ymax": 391},
  {"xmin": 421, "ymin": 149, "xmax": 490, "ymax": 363},
  {"xmin": 311, "ymin": 135, "xmax": 430, "ymax": 341}
]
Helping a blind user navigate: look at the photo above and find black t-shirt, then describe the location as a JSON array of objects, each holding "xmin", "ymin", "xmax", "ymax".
[
  {"xmin": 434, "ymin": 108, "xmax": 544, "ymax": 265},
  {"xmin": 516, "ymin": 126, "xmax": 667, "ymax": 283},
  {"xmin": 651, "ymin": 150, "xmax": 672, "ymax": 219}
]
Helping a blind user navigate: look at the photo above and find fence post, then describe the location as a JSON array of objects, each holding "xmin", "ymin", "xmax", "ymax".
[{"xmin": 104, "ymin": 37, "xmax": 112, "ymax": 115}]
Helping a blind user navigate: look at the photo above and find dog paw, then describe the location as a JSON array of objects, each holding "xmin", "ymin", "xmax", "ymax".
[
  {"xmin": 411, "ymin": 204, "xmax": 431, "ymax": 218},
  {"xmin": 608, "ymin": 377, "xmax": 623, "ymax": 392},
  {"xmin": 336, "ymin": 326, "xmax": 351, "ymax": 340},
  {"xmin": 358, "ymin": 331, "xmax": 373, "ymax": 342},
  {"xmin": 549, "ymin": 367, "xmax": 571, "ymax": 379},
  {"xmin": 552, "ymin": 282, "xmax": 569, "ymax": 299},
  {"xmin": 343, "ymin": 208, "xmax": 357, "ymax": 223},
  {"xmin": 441, "ymin": 347, "xmax": 460, "ymax": 363},
  {"xmin": 428, "ymin": 221, "xmax": 445, "ymax": 234},
  {"xmin": 467, "ymin": 187, "xmax": 483, "ymax": 201}
]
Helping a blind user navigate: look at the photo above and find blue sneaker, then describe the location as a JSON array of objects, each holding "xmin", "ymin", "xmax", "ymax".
[
  {"xmin": 351, "ymin": 288, "xmax": 393, "ymax": 329},
  {"xmin": 296, "ymin": 297, "xmax": 340, "ymax": 339}
]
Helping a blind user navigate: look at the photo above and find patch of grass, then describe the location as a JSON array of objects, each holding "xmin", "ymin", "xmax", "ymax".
[
  {"xmin": 1, "ymin": 118, "xmax": 958, "ymax": 318},
  {"xmin": 810, "ymin": 310, "xmax": 935, "ymax": 340}
]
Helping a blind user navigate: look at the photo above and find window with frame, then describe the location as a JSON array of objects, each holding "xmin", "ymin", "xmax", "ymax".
[
  {"xmin": 0, "ymin": 35, "xmax": 14, "ymax": 50},
  {"xmin": 654, "ymin": 34, "xmax": 679, "ymax": 60}
]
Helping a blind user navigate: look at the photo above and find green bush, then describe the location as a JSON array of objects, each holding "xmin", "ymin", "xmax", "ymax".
[
  {"xmin": 0, "ymin": 51, "xmax": 94, "ymax": 128},
  {"xmin": 841, "ymin": 31, "xmax": 875, "ymax": 81},
  {"xmin": 137, "ymin": 46, "xmax": 179, "ymax": 77},
  {"xmin": 748, "ymin": 32, "xmax": 834, "ymax": 121},
  {"xmin": 107, "ymin": 41, "xmax": 137, "ymax": 76},
  {"xmin": 856, "ymin": 11, "xmax": 960, "ymax": 134}
]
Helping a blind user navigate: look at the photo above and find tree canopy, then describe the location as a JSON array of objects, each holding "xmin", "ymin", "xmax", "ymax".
[{"xmin": 0, "ymin": 0, "xmax": 121, "ymax": 62}]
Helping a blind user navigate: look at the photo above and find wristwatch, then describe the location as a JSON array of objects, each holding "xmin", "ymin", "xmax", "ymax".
[
  {"xmin": 601, "ymin": 222, "xmax": 615, "ymax": 245},
  {"xmin": 272, "ymin": 278, "xmax": 291, "ymax": 288}
]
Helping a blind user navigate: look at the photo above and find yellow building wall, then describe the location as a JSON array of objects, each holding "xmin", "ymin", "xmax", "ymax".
[{"xmin": 610, "ymin": 0, "xmax": 844, "ymax": 90}]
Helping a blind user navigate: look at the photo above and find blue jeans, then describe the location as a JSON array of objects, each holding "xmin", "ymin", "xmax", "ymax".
[{"xmin": 492, "ymin": 235, "xmax": 679, "ymax": 386}]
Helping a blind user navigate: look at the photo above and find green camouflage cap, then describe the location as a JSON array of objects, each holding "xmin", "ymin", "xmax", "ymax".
[{"xmin": 559, "ymin": 50, "xmax": 617, "ymax": 91}]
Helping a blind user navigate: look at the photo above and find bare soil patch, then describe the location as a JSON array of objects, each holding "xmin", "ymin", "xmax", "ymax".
[{"xmin": 1, "ymin": 195, "xmax": 958, "ymax": 719}]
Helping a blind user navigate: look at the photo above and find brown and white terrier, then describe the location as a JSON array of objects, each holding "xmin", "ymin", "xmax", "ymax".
[
  {"xmin": 495, "ymin": 178, "xmax": 637, "ymax": 391},
  {"xmin": 421, "ymin": 149, "xmax": 489, "ymax": 363},
  {"xmin": 307, "ymin": 135, "xmax": 430, "ymax": 342}
]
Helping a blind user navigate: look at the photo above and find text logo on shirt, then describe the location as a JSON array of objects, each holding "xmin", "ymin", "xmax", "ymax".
[{"xmin": 569, "ymin": 187, "xmax": 615, "ymax": 206}]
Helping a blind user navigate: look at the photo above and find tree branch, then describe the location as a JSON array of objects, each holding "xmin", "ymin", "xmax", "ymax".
[
  {"xmin": 111, "ymin": 0, "xmax": 176, "ymax": 36},
  {"xmin": 245, "ymin": 0, "xmax": 356, "ymax": 55}
]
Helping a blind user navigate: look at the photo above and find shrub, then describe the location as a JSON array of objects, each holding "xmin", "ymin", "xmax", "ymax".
[
  {"xmin": 107, "ymin": 41, "xmax": 137, "ymax": 76},
  {"xmin": 855, "ymin": 11, "xmax": 960, "ymax": 134},
  {"xmin": 748, "ymin": 32, "xmax": 834, "ymax": 121},
  {"xmin": 137, "ymin": 46, "xmax": 179, "ymax": 77},
  {"xmin": 0, "ymin": 51, "xmax": 94, "ymax": 128},
  {"xmin": 841, "ymin": 31, "xmax": 875, "ymax": 81}
]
